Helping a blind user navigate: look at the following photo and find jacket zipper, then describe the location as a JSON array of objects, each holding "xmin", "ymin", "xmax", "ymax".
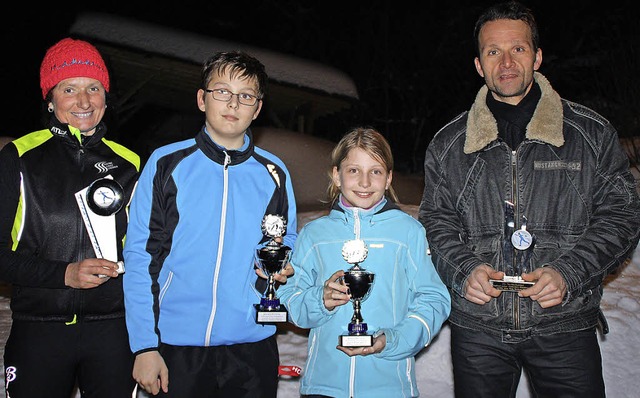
[
  {"xmin": 71, "ymin": 144, "xmax": 88, "ymax": 324},
  {"xmin": 511, "ymin": 150, "xmax": 521, "ymax": 330},
  {"xmin": 349, "ymin": 208, "xmax": 360, "ymax": 398},
  {"xmin": 205, "ymin": 152, "xmax": 231, "ymax": 345},
  {"xmin": 349, "ymin": 356, "xmax": 356, "ymax": 398}
]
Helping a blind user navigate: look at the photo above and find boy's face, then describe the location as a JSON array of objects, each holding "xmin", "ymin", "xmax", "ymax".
[{"xmin": 197, "ymin": 68, "xmax": 262, "ymax": 149}]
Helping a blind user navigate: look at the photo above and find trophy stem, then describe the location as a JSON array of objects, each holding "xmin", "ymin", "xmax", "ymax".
[
  {"xmin": 351, "ymin": 299, "xmax": 364, "ymax": 324},
  {"xmin": 265, "ymin": 274, "xmax": 277, "ymax": 300}
]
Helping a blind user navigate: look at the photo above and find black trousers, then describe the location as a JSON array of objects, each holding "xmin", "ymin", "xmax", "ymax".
[
  {"xmin": 450, "ymin": 324, "xmax": 605, "ymax": 398},
  {"xmin": 154, "ymin": 335, "xmax": 279, "ymax": 398},
  {"xmin": 4, "ymin": 318, "xmax": 135, "ymax": 398}
]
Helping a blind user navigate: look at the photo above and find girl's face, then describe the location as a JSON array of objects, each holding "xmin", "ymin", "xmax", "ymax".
[{"xmin": 333, "ymin": 147, "xmax": 392, "ymax": 209}]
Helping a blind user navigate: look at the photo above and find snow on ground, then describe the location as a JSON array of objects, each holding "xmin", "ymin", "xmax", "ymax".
[
  {"xmin": 0, "ymin": 132, "xmax": 638, "ymax": 397},
  {"xmin": 2, "ymin": 240, "xmax": 636, "ymax": 398},
  {"xmin": 274, "ymin": 219, "xmax": 640, "ymax": 398}
]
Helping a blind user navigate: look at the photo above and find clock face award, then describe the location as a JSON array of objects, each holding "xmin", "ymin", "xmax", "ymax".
[
  {"xmin": 74, "ymin": 176, "xmax": 125, "ymax": 276},
  {"xmin": 86, "ymin": 178, "xmax": 124, "ymax": 216},
  {"xmin": 339, "ymin": 239, "xmax": 375, "ymax": 347},
  {"xmin": 255, "ymin": 214, "xmax": 291, "ymax": 323}
]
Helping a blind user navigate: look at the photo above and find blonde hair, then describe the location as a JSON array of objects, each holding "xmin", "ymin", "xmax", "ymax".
[{"xmin": 326, "ymin": 127, "xmax": 399, "ymax": 205}]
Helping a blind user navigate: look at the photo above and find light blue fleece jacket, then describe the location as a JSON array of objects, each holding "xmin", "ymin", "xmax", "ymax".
[{"xmin": 278, "ymin": 197, "xmax": 450, "ymax": 398}]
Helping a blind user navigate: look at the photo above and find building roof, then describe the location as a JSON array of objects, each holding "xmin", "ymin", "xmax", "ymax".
[{"xmin": 69, "ymin": 12, "xmax": 359, "ymax": 134}]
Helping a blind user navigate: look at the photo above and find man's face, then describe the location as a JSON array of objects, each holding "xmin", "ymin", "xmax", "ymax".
[{"xmin": 474, "ymin": 19, "xmax": 542, "ymax": 106}]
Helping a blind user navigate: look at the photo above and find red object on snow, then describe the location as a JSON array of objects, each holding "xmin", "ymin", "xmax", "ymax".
[{"xmin": 278, "ymin": 365, "xmax": 302, "ymax": 377}]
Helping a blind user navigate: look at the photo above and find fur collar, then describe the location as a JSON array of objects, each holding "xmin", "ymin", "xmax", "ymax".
[{"xmin": 464, "ymin": 72, "xmax": 564, "ymax": 154}]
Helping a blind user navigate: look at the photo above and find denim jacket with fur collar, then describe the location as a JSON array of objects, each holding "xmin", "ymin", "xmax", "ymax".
[{"xmin": 419, "ymin": 72, "xmax": 640, "ymax": 338}]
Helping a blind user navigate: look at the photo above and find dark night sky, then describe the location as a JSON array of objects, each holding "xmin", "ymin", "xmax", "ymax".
[{"xmin": 3, "ymin": 1, "xmax": 638, "ymax": 172}]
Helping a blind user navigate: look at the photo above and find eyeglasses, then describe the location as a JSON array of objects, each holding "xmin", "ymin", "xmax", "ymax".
[{"xmin": 205, "ymin": 88, "xmax": 262, "ymax": 106}]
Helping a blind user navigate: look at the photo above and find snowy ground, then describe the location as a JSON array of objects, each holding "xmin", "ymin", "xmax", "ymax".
[
  {"xmin": 274, "ymin": 216, "xmax": 640, "ymax": 398},
  {"xmin": 1, "ymin": 130, "xmax": 638, "ymax": 396},
  {"xmin": 0, "ymin": 227, "xmax": 638, "ymax": 397}
]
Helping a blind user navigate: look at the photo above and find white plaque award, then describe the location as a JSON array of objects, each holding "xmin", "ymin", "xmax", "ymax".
[{"xmin": 75, "ymin": 175, "xmax": 125, "ymax": 275}]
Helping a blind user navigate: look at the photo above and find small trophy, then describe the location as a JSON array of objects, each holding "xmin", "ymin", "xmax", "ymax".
[
  {"xmin": 74, "ymin": 176, "xmax": 125, "ymax": 276},
  {"xmin": 339, "ymin": 239, "xmax": 375, "ymax": 347},
  {"xmin": 255, "ymin": 214, "xmax": 291, "ymax": 323},
  {"xmin": 490, "ymin": 201, "xmax": 534, "ymax": 291}
]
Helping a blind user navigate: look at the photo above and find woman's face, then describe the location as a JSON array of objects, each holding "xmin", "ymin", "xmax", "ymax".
[{"xmin": 50, "ymin": 77, "xmax": 107, "ymax": 135}]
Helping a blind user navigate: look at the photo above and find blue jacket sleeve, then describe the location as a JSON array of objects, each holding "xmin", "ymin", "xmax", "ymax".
[
  {"xmin": 376, "ymin": 222, "xmax": 451, "ymax": 361},
  {"xmin": 278, "ymin": 225, "xmax": 338, "ymax": 329},
  {"xmin": 123, "ymin": 152, "xmax": 161, "ymax": 354}
]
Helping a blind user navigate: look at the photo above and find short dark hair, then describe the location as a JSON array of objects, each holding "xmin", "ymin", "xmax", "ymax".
[
  {"xmin": 201, "ymin": 51, "xmax": 268, "ymax": 99},
  {"xmin": 473, "ymin": 1, "xmax": 539, "ymax": 56}
]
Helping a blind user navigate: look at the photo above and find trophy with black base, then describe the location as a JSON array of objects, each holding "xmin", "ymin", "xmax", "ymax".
[
  {"xmin": 339, "ymin": 239, "xmax": 375, "ymax": 347},
  {"xmin": 255, "ymin": 214, "xmax": 291, "ymax": 324}
]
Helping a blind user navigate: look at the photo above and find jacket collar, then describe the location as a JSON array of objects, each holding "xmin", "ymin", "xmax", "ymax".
[
  {"xmin": 195, "ymin": 125, "xmax": 254, "ymax": 166},
  {"xmin": 464, "ymin": 72, "xmax": 564, "ymax": 154},
  {"xmin": 332, "ymin": 196, "xmax": 401, "ymax": 217},
  {"xmin": 48, "ymin": 117, "xmax": 107, "ymax": 147}
]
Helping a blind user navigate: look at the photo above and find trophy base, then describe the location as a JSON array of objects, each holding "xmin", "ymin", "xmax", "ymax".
[
  {"xmin": 490, "ymin": 276, "xmax": 534, "ymax": 292},
  {"xmin": 339, "ymin": 334, "xmax": 373, "ymax": 347},
  {"xmin": 255, "ymin": 304, "xmax": 288, "ymax": 323}
]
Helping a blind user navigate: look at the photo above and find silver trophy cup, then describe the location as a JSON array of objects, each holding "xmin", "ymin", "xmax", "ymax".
[
  {"xmin": 255, "ymin": 215, "xmax": 291, "ymax": 323},
  {"xmin": 339, "ymin": 239, "xmax": 375, "ymax": 347}
]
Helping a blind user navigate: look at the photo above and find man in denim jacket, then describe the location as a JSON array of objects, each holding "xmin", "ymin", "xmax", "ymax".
[{"xmin": 419, "ymin": 2, "xmax": 640, "ymax": 397}]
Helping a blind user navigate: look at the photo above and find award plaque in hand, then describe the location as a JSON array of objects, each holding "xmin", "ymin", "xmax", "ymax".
[
  {"xmin": 75, "ymin": 176, "xmax": 126, "ymax": 275},
  {"xmin": 255, "ymin": 214, "xmax": 291, "ymax": 323},
  {"xmin": 339, "ymin": 239, "xmax": 375, "ymax": 347},
  {"xmin": 494, "ymin": 202, "xmax": 536, "ymax": 291}
]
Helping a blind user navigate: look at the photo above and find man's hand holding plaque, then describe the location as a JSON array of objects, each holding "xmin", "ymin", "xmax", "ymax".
[{"xmin": 490, "ymin": 275, "xmax": 534, "ymax": 292}]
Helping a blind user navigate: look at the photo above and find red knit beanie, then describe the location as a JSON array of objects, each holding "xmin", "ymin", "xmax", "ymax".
[{"xmin": 39, "ymin": 38, "xmax": 110, "ymax": 99}]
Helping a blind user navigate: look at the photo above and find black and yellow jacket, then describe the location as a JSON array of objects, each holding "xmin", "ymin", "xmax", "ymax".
[{"xmin": 0, "ymin": 118, "xmax": 139, "ymax": 323}]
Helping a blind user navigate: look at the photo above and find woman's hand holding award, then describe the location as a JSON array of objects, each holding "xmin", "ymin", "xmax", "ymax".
[{"xmin": 74, "ymin": 176, "xmax": 125, "ymax": 276}]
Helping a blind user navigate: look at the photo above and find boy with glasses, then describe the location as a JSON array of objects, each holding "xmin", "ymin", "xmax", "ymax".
[{"xmin": 123, "ymin": 51, "xmax": 297, "ymax": 397}]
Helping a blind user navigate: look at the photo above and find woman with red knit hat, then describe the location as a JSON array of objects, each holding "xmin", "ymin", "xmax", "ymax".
[{"xmin": 0, "ymin": 37, "xmax": 139, "ymax": 397}]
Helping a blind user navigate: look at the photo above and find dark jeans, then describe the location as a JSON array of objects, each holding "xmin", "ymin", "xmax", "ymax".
[
  {"xmin": 450, "ymin": 324, "xmax": 605, "ymax": 398},
  {"xmin": 156, "ymin": 335, "xmax": 279, "ymax": 398},
  {"xmin": 4, "ymin": 318, "xmax": 135, "ymax": 398}
]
